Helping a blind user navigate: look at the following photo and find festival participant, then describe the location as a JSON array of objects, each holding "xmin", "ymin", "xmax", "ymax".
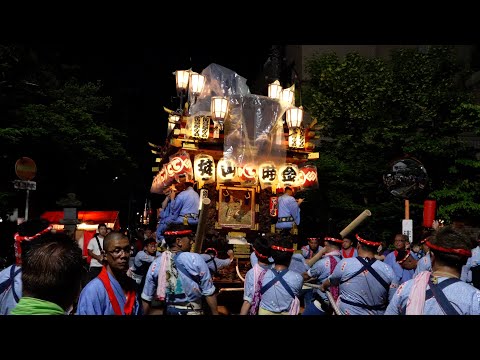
[
  {"xmin": 385, "ymin": 226, "xmax": 480, "ymax": 315},
  {"xmin": 384, "ymin": 234, "xmax": 417, "ymax": 285},
  {"xmin": 156, "ymin": 185, "xmax": 177, "ymax": 242},
  {"xmin": 395, "ymin": 249, "xmax": 418, "ymax": 272},
  {"xmin": 461, "ymin": 232, "xmax": 480, "ymax": 288},
  {"xmin": 302, "ymin": 235, "xmax": 343, "ymax": 315},
  {"xmin": 11, "ymin": 233, "xmax": 83, "ymax": 315},
  {"xmin": 301, "ymin": 237, "xmax": 323, "ymax": 260},
  {"xmin": 240, "ymin": 235, "xmax": 273, "ymax": 315},
  {"xmin": 141, "ymin": 223, "xmax": 218, "ymax": 315},
  {"xmin": 200, "ymin": 248, "xmax": 234, "ymax": 277},
  {"xmin": 130, "ymin": 237, "xmax": 158, "ymax": 295},
  {"xmin": 414, "ymin": 235, "xmax": 433, "ymax": 277},
  {"xmin": 320, "ymin": 232, "xmax": 398, "ymax": 315},
  {"xmin": 0, "ymin": 218, "xmax": 53, "ymax": 315},
  {"xmin": 168, "ymin": 179, "xmax": 200, "ymax": 227},
  {"xmin": 76, "ymin": 231, "xmax": 141, "ymax": 315},
  {"xmin": 341, "ymin": 237, "xmax": 358, "ymax": 259},
  {"xmin": 275, "ymin": 187, "xmax": 303, "ymax": 232},
  {"xmin": 258, "ymin": 233, "xmax": 303, "ymax": 315}
]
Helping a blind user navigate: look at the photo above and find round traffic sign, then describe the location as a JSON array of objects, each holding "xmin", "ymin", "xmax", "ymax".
[{"xmin": 15, "ymin": 157, "xmax": 37, "ymax": 181}]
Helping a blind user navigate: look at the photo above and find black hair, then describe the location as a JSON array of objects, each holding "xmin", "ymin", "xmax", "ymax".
[
  {"xmin": 270, "ymin": 232, "xmax": 294, "ymax": 267},
  {"xmin": 22, "ymin": 232, "xmax": 83, "ymax": 311},
  {"xmin": 395, "ymin": 249, "xmax": 409, "ymax": 262},
  {"xmin": 430, "ymin": 226, "xmax": 472, "ymax": 269},
  {"xmin": 18, "ymin": 218, "xmax": 52, "ymax": 262},
  {"xmin": 252, "ymin": 233, "xmax": 272, "ymax": 261},
  {"xmin": 143, "ymin": 237, "xmax": 157, "ymax": 247},
  {"xmin": 356, "ymin": 231, "xmax": 378, "ymax": 252},
  {"xmin": 163, "ymin": 223, "xmax": 196, "ymax": 248}
]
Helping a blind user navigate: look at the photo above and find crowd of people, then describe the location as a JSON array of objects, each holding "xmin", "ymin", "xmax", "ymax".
[
  {"xmin": 1, "ymin": 213, "xmax": 479, "ymax": 315},
  {"xmin": 1, "ymin": 179, "xmax": 480, "ymax": 315}
]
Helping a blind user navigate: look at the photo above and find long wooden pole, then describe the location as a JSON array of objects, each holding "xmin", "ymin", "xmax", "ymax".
[
  {"xmin": 339, "ymin": 209, "xmax": 372, "ymax": 238},
  {"xmin": 194, "ymin": 197, "xmax": 211, "ymax": 253}
]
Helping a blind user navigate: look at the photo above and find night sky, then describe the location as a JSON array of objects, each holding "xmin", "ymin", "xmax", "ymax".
[{"xmin": 35, "ymin": 43, "xmax": 273, "ymax": 227}]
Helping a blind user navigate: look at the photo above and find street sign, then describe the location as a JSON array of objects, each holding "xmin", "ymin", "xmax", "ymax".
[
  {"xmin": 402, "ymin": 219, "xmax": 413, "ymax": 243},
  {"xmin": 15, "ymin": 157, "xmax": 37, "ymax": 180},
  {"xmin": 13, "ymin": 180, "xmax": 36, "ymax": 190}
]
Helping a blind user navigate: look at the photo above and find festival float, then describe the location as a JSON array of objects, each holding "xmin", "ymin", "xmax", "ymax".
[{"xmin": 149, "ymin": 64, "xmax": 321, "ymax": 311}]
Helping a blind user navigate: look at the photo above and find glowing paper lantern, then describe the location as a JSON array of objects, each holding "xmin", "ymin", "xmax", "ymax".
[
  {"xmin": 288, "ymin": 127, "xmax": 306, "ymax": 149},
  {"xmin": 168, "ymin": 151, "xmax": 193, "ymax": 182},
  {"xmin": 194, "ymin": 154, "xmax": 215, "ymax": 183},
  {"xmin": 238, "ymin": 163, "xmax": 258, "ymax": 184},
  {"xmin": 217, "ymin": 158, "xmax": 237, "ymax": 183},
  {"xmin": 191, "ymin": 115, "xmax": 210, "ymax": 139},
  {"xmin": 258, "ymin": 162, "xmax": 278, "ymax": 189},
  {"xmin": 278, "ymin": 163, "xmax": 299, "ymax": 188},
  {"xmin": 299, "ymin": 164, "xmax": 318, "ymax": 189}
]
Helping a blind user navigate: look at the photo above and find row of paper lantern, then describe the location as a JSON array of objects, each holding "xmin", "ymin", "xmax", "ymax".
[{"xmin": 151, "ymin": 151, "xmax": 318, "ymax": 194}]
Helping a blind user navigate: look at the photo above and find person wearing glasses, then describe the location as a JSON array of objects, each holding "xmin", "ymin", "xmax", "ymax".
[
  {"xmin": 141, "ymin": 223, "xmax": 218, "ymax": 315},
  {"xmin": 76, "ymin": 231, "xmax": 141, "ymax": 315}
]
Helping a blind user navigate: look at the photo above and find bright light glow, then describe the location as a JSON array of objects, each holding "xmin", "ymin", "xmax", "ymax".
[
  {"xmin": 286, "ymin": 106, "xmax": 304, "ymax": 129},
  {"xmin": 268, "ymin": 80, "xmax": 282, "ymax": 99},
  {"xmin": 175, "ymin": 70, "xmax": 190, "ymax": 92},
  {"xmin": 189, "ymin": 72, "xmax": 206, "ymax": 95},
  {"xmin": 211, "ymin": 97, "xmax": 228, "ymax": 121},
  {"xmin": 280, "ymin": 84, "xmax": 295, "ymax": 105}
]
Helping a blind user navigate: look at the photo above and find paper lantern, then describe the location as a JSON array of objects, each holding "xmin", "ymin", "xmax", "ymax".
[
  {"xmin": 269, "ymin": 196, "xmax": 279, "ymax": 217},
  {"xmin": 168, "ymin": 151, "xmax": 193, "ymax": 182},
  {"xmin": 299, "ymin": 165, "xmax": 318, "ymax": 189},
  {"xmin": 190, "ymin": 115, "xmax": 210, "ymax": 139},
  {"xmin": 194, "ymin": 154, "xmax": 215, "ymax": 183},
  {"xmin": 238, "ymin": 163, "xmax": 258, "ymax": 184},
  {"xmin": 258, "ymin": 162, "xmax": 278, "ymax": 189},
  {"xmin": 278, "ymin": 163, "xmax": 299, "ymax": 188},
  {"xmin": 423, "ymin": 200, "xmax": 436, "ymax": 228},
  {"xmin": 217, "ymin": 158, "xmax": 237, "ymax": 183},
  {"xmin": 288, "ymin": 127, "xmax": 306, "ymax": 149}
]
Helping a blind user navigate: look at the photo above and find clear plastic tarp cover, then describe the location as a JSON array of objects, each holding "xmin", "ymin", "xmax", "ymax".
[{"xmin": 189, "ymin": 63, "xmax": 289, "ymax": 167}]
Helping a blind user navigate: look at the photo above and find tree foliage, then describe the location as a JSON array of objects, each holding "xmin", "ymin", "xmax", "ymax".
[
  {"xmin": 0, "ymin": 44, "xmax": 136, "ymax": 215},
  {"xmin": 302, "ymin": 46, "xmax": 480, "ymax": 239}
]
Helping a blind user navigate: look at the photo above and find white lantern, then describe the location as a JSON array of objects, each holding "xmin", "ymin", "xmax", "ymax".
[
  {"xmin": 268, "ymin": 80, "xmax": 283, "ymax": 100},
  {"xmin": 258, "ymin": 162, "xmax": 278, "ymax": 189},
  {"xmin": 175, "ymin": 70, "xmax": 190, "ymax": 93},
  {"xmin": 194, "ymin": 154, "xmax": 215, "ymax": 183},
  {"xmin": 189, "ymin": 72, "xmax": 206, "ymax": 96},
  {"xmin": 217, "ymin": 158, "xmax": 237, "ymax": 183},
  {"xmin": 280, "ymin": 84, "xmax": 295, "ymax": 105},
  {"xmin": 278, "ymin": 163, "xmax": 299, "ymax": 188},
  {"xmin": 286, "ymin": 106, "xmax": 304, "ymax": 129},
  {"xmin": 211, "ymin": 96, "xmax": 228, "ymax": 130}
]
